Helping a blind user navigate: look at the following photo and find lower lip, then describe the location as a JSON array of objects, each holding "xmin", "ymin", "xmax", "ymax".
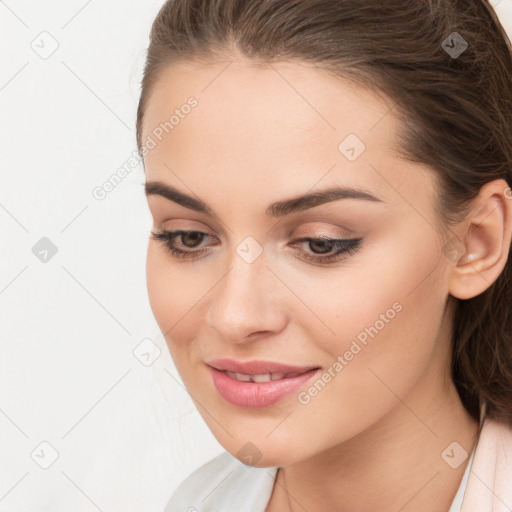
[{"xmin": 207, "ymin": 365, "xmax": 320, "ymax": 408}]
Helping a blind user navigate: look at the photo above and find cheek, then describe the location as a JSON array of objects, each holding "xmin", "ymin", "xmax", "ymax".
[
  {"xmin": 287, "ymin": 249, "xmax": 415, "ymax": 339},
  {"xmin": 324, "ymin": 235, "xmax": 445, "ymax": 383},
  {"xmin": 146, "ymin": 246, "xmax": 194, "ymax": 343},
  {"xmin": 278, "ymin": 236, "xmax": 447, "ymax": 445},
  {"xmin": 298, "ymin": 228, "xmax": 447, "ymax": 382},
  {"xmin": 145, "ymin": 245, "xmax": 214, "ymax": 359},
  {"xmin": 146, "ymin": 246, "xmax": 174, "ymax": 332}
]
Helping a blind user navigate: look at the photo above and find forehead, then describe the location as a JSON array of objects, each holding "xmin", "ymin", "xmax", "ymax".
[
  {"xmin": 141, "ymin": 58, "xmax": 436, "ymax": 213},
  {"xmin": 143, "ymin": 58, "xmax": 395, "ymax": 152}
]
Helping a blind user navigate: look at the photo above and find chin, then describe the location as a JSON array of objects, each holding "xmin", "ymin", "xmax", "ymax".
[{"xmin": 220, "ymin": 436, "xmax": 305, "ymax": 468}]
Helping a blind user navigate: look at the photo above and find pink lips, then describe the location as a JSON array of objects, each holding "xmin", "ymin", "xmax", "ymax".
[{"xmin": 206, "ymin": 358, "xmax": 321, "ymax": 408}]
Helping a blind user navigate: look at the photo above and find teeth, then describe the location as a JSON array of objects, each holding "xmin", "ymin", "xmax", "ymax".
[
  {"xmin": 224, "ymin": 371, "xmax": 289, "ymax": 382},
  {"xmin": 251, "ymin": 374, "xmax": 272, "ymax": 382}
]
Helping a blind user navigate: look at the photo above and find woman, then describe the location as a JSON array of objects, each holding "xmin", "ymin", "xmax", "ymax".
[{"xmin": 137, "ymin": 0, "xmax": 512, "ymax": 510}]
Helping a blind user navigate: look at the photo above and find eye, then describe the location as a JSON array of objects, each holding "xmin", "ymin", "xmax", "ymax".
[
  {"xmin": 150, "ymin": 230, "xmax": 363, "ymax": 264},
  {"xmin": 289, "ymin": 236, "xmax": 363, "ymax": 264},
  {"xmin": 150, "ymin": 230, "xmax": 216, "ymax": 259}
]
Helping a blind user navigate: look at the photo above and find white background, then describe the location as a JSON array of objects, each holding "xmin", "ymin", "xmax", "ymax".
[{"xmin": 1, "ymin": 1, "xmax": 511, "ymax": 510}]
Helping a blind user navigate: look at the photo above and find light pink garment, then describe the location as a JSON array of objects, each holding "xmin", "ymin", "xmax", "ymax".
[{"xmin": 461, "ymin": 401, "xmax": 512, "ymax": 511}]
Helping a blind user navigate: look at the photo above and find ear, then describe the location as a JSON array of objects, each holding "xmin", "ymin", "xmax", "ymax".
[{"xmin": 447, "ymin": 179, "xmax": 512, "ymax": 300}]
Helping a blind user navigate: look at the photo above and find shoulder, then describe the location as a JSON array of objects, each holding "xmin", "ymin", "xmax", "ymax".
[
  {"xmin": 461, "ymin": 415, "xmax": 512, "ymax": 511},
  {"xmin": 476, "ymin": 415, "xmax": 512, "ymax": 459},
  {"xmin": 164, "ymin": 451, "xmax": 278, "ymax": 512}
]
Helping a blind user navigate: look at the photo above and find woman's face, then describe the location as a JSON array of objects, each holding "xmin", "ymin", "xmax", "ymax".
[{"xmin": 143, "ymin": 56, "xmax": 455, "ymax": 467}]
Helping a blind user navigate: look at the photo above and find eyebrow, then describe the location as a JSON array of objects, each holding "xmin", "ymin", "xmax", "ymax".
[{"xmin": 144, "ymin": 180, "xmax": 384, "ymax": 218}]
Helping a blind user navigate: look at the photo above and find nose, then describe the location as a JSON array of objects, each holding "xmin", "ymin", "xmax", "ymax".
[{"xmin": 205, "ymin": 247, "xmax": 288, "ymax": 344}]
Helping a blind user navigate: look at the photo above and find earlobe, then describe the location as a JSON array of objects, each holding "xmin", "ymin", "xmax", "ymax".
[{"xmin": 447, "ymin": 179, "xmax": 512, "ymax": 301}]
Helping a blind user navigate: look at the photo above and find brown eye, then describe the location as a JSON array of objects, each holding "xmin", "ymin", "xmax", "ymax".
[
  {"xmin": 290, "ymin": 237, "xmax": 363, "ymax": 264},
  {"xmin": 181, "ymin": 231, "xmax": 206, "ymax": 248},
  {"xmin": 308, "ymin": 239, "xmax": 334, "ymax": 254},
  {"xmin": 150, "ymin": 230, "xmax": 215, "ymax": 259}
]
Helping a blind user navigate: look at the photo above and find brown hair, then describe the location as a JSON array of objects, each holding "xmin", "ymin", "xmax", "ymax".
[{"xmin": 136, "ymin": 0, "xmax": 512, "ymax": 425}]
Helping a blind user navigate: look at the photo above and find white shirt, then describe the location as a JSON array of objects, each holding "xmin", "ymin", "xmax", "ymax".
[{"xmin": 164, "ymin": 442, "xmax": 476, "ymax": 512}]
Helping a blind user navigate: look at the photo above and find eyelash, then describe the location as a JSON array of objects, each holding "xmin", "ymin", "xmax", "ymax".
[{"xmin": 150, "ymin": 230, "xmax": 363, "ymax": 265}]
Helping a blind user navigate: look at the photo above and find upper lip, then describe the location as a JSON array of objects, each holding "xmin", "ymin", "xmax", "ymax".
[{"xmin": 205, "ymin": 358, "xmax": 320, "ymax": 375}]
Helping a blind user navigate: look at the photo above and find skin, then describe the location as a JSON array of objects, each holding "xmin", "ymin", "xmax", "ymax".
[{"xmin": 142, "ymin": 53, "xmax": 512, "ymax": 511}]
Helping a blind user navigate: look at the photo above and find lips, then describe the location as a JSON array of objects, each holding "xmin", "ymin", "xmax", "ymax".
[
  {"xmin": 205, "ymin": 358, "xmax": 321, "ymax": 408},
  {"xmin": 206, "ymin": 358, "xmax": 319, "ymax": 376},
  {"xmin": 224, "ymin": 370, "xmax": 299, "ymax": 382}
]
